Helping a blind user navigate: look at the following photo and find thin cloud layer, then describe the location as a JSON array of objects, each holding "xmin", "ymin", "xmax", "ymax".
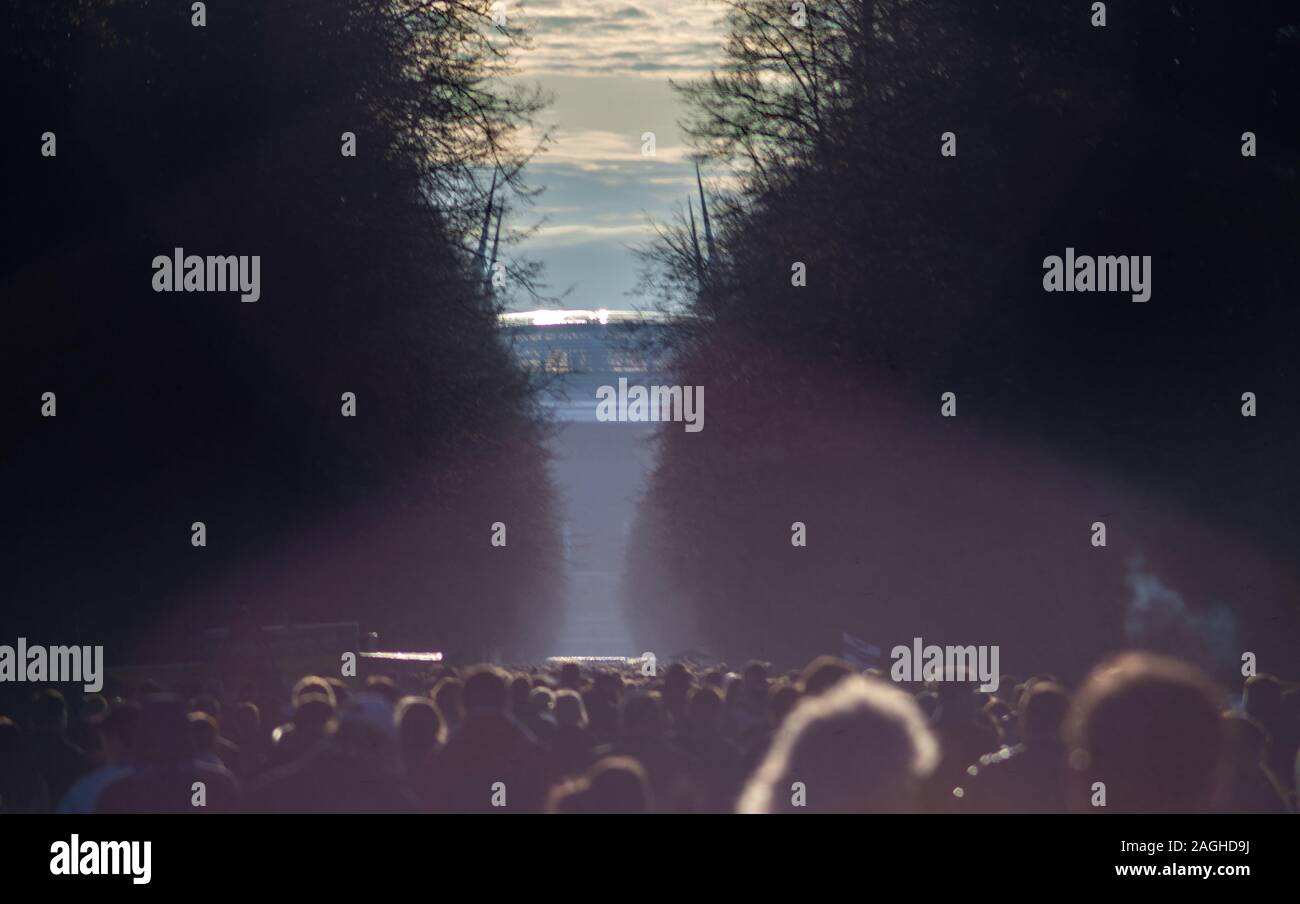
[
  {"xmin": 514, "ymin": 0, "xmax": 723, "ymax": 77},
  {"xmin": 503, "ymin": 4, "xmax": 725, "ymax": 310}
]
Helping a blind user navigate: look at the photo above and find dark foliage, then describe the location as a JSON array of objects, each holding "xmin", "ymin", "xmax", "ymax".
[
  {"xmin": 2, "ymin": 0, "xmax": 562, "ymax": 661},
  {"xmin": 628, "ymin": 0, "xmax": 1300, "ymax": 677}
]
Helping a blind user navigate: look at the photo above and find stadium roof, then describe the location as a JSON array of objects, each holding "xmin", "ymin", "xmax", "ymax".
[{"xmin": 498, "ymin": 308, "xmax": 674, "ymax": 327}]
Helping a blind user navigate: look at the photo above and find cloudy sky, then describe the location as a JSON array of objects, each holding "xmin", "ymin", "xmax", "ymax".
[{"xmin": 501, "ymin": 0, "xmax": 727, "ymax": 311}]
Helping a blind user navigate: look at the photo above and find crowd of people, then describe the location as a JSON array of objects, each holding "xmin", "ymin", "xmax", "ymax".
[{"xmin": 0, "ymin": 650, "xmax": 1296, "ymax": 814}]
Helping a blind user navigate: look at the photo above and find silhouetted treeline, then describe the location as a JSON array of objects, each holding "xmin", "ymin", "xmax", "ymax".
[
  {"xmin": 629, "ymin": 0, "xmax": 1300, "ymax": 678},
  {"xmin": 2, "ymin": 0, "xmax": 563, "ymax": 661}
]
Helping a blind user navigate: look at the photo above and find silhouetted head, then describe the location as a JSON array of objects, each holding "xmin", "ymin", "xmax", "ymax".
[
  {"xmin": 982, "ymin": 699, "xmax": 1012, "ymax": 744},
  {"xmin": 81, "ymin": 694, "xmax": 109, "ymax": 722},
  {"xmin": 742, "ymin": 660, "xmax": 769, "ymax": 695},
  {"xmin": 664, "ymin": 662, "xmax": 691, "ymax": 694},
  {"xmin": 549, "ymin": 756, "xmax": 654, "ymax": 814},
  {"xmin": 723, "ymin": 674, "xmax": 744, "ymax": 705},
  {"xmin": 30, "ymin": 689, "xmax": 68, "ymax": 733},
  {"xmin": 188, "ymin": 711, "xmax": 220, "ymax": 756},
  {"xmin": 621, "ymin": 691, "xmax": 665, "ymax": 739},
  {"xmin": 462, "ymin": 666, "xmax": 509, "ymax": 714},
  {"xmin": 292, "ymin": 676, "xmax": 335, "ymax": 708},
  {"xmin": 554, "ymin": 689, "xmax": 588, "ymax": 729},
  {"xmin": 433, "ymin": 678, "xmax": 465, "ymax": 729},
  {"xmin": 364, "ymin": 675, "xmax": 401, "ymax": 707},
  {"xmin": 231, "ymin": 701, "xmax": 260, "ymax": 739},
  {"xmin": 1065, "ymin": 652, "xmax": 1223, "ymax": 813},
  {"xmin": 687, "ymin": 685, "xmax": 723, "ymax": 731},
  {"xmin": 995, "ymin": 675, "xmax": 1019, "ymax": 704},
  {"xmin": 934, "ymin": 681, "xmax": 979, "ymax": 719},
  {"xmin": 592, "ymin": 670, "xmax": 624, "ymax": 701},
  {"xmin": 1019, "ymin": 681, "xmax": 1070, "ymax": 747},
  {"xmin": 327, "ymin": 678, "xmax": 350, "ymax": 708},
  {"xmin": 293, "ymin": 694, "xmax": 339, "ymax": 742},
  {"xmin": 510, "ymin": 676, "xmax": 533, "ymax": 714},
  {"xmin": 335, "ymin": 693, "xmax": 401, "ymax": 770},
  {"xmin": 531, "ymin": 686, "xmax": 556, "ymax": 715},
  {"xmin": 397, "ymin": 696, "xmax": 444, "ymax": 765},
  {"xmin": 739, "ymin": 675, "xmax": 938, "ymax": 813},
  {"xmin": 768, "ymin": 681, "xmax": 800, "ymax": 726},
  {"xmin": 984, "ymin": 698, "xmax": 1012, "ymax": 723},
  {"xmin": 799, "ymin": 655, "xmax": 854, "ymax": 696},
  {"xmin": 189, "ymin": 694, "xmax": 221, "ymax": 722},
  {"xmin": 558, "ymin": 662, "xmax": 583, "ymax": 691}
]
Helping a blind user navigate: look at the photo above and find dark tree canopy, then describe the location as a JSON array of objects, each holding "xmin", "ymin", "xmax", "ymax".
[
  {"xmin": 2, "ymin": 0, "xmax": 562, "ymax": 662},
  {"xmin": 629, "ymin": 0, "xmax": 1300, "ymax": 677}
]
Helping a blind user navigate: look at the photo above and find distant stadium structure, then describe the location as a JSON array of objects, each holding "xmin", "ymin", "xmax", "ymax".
[
  {"xmin": 499, "ymin": 309, "xmax": 675, "ymax": 423},
  {"xmin": 498, "ymin": 310, "xmax": 677, "ymax": 652}
]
